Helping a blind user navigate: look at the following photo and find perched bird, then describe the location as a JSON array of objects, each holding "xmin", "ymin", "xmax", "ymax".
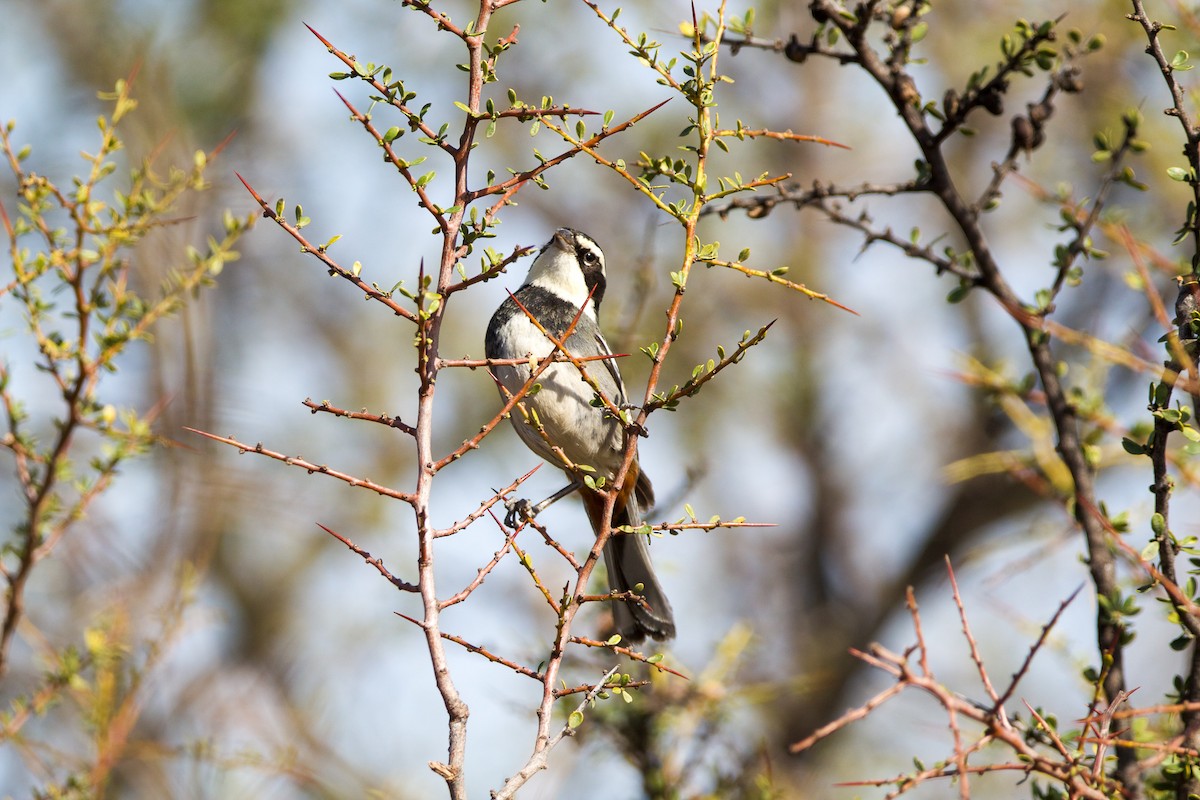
[{"xmin": 484, "ymin": 228, "xmax": 675, "ymax": 642}]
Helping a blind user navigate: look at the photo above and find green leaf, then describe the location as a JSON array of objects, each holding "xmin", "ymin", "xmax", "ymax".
[
  {"xmin": 568, "ymin": 710, "xmax": 584, "ymax": 728},
  {"xmin": 1167, "ymin": 166, "xmax": 1191, "ymax": 182},
  {"xmin": 1120, "ymin": 437, "xmax": 1146, "ymax": 455},
  {"xmin": 946, "ymin": 284, "xmax": 971, "ymax": 304}
]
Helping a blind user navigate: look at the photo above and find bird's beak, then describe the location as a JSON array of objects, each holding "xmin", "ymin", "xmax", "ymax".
[{"xmin": 551, "ymin": 229, "xmax": 574, "ymax": 251}]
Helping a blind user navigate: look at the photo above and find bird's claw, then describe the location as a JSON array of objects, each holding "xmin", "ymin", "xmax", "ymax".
[{"xmin": 504, "ymin": 497, "xmax": 534, "ymax": 528}]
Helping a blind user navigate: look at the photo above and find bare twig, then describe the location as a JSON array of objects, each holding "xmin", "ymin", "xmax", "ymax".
[
  {"xmin": 183, "ymin": 428, "xmax": 416, "ymax": 504},
  {"xmin": 303, "ymin": 398, "xmax": 416, "ymax": 436},
  {"xmin": 234, "ymin": 172, "xmax": 418, "ymax": 322},
  {"xmin": 318, "ymin": 523, "xmax": 418, "ymax": 592},
  {"xmin": 491, "ymin": 666, "xmax": 621, "ymax": 800}
]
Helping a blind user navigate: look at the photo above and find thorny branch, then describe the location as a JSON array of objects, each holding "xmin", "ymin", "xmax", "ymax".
[
  {"xmin": 318, "ymin": 523, "xmax": 418, "ymax": 592},
  {"xmin": 235, "ymin": 172, "xmax": 418, "ymax": 322},
  {"xmin": 188, "ymin": 1, "xmax": 846, "ymax": 797},
  {"xmin": 708, "ymin": 2, "xmax": 1151, "ymax": 789},
  {"xmin": 491, "ymin": 666, "xmax": 621, "ymax": 800},
  {"xmin": 0, "ymin": 88, "xmax": 249, "ymax": 678},
  {"xmin": 791, "ymin": 565, "xmax": 1125, "ymax": 798},
  {"xmin": 183, "ymin": 428, "xmax": 417, "ymax": 504}
]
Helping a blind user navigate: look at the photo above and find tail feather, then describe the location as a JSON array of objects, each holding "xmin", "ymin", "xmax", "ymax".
[{"xmin": 583, "ymin": 479, "xmax": 675, "ymax": 642}]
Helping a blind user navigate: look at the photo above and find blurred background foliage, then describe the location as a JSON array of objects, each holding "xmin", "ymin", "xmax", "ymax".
[{"xmin": 1, "ymin": 0, "xmax": 1197, "ymax": 797}]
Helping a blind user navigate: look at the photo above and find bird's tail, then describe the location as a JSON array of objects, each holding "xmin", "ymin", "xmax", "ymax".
[{"xmin": 582, "ymin": 466, "xmax": 675, "ymax": 642}]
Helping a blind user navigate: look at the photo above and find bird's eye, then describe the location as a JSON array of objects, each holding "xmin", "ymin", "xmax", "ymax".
[{"xmin": 580, "ymin": 249, "xmax": 599, "ymax": 265}]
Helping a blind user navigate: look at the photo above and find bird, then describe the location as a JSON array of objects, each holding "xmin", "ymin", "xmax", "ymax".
[{"xmin": 484, "ymin": 227, "xmax": 675, "ymax": 642}]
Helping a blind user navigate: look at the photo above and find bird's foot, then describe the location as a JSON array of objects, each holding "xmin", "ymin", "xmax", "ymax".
[{"xmin": 504, "ymin": 497, "xmax": 534, "ymax": 528}]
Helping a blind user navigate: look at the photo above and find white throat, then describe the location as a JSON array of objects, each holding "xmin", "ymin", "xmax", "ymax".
[{"xmin": 523, "ymin": 247, "xmax": 597, "ymax": 318}]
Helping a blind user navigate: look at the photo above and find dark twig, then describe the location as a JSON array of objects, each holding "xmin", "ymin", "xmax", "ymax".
[
  {"xmin": 234, "ymin": 172, "xmax": 418, "ymax": 322},
  {"xmin": 434, "ymin": 465, "xmax": 541, "ymax": 539},
  {"xmin": 992, "ymin": 583, "xmax": 1084, "ymax": 713},
  {"xmin": 396, "ymin": 612, "xmax": 543, "ymax": 682},
  {"xmin": 567, "ymin": 636, "xmax": 687, "ymax": 681},
  {"xmin": 440, "ymin": 522, "xmax": 522, "ymax": 609},
  {"xmin": 318, "ymin": 523, "xmax": 419, "ymax": 592},
  {"xmin": 184, "ymin": 428, "xmax": 416, "ymax": 504},
  {"xmin": 303, "ymin": 398, "xmax": 416, "ymax": 436}
]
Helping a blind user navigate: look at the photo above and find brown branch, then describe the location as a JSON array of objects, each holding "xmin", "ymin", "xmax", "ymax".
[
  {"xmin": 712, "ymin": 127, "xmax": 850, "ymax": 148},
  {"xmin": 790, "ymin": 679, "xmax": 907, "ymax": 754},
  {"xmin": 807, "ymin": 3, "xmax": 1137, "ymax": 786},
  {"xmin": 993, "ymin": 583, "xmax": 1083, "ymax": 714},
  {"xmin": 234, "ymin": 173, "xmax": 418, "ymax": 322},
  {"xmin": 509, "ymin": 539, "xmax": 561, "ymax": 614},
  {"xmin": 435, "ymin": 352, "xmax": 627, "ymax": 369},
  {"xmin": 396, "ymin": 612, "xmax": 543, "ymax": 682},
  {"xmin": 647, "ymin": 321, "xmax": 778, "ymax": 411},
  {"xmin": 555, "ymin": 678, "xmax": 649, "ymax": 697},
  {"xmin": 700, "ymin": 258, "xmax": 858, "ymax": 313},
  {"xmin": 183, "ymin": 428, "xmax": 416, "ymax": 504},
  {"xmin": 440, "ymin": 522, "xmax": 522, "ymax": 609},
  {"xmin": 434, "ymin": 465, "xmax": 541, "ymax": 539},
  {"xmin": 905, "ymin": 586, "xmax": 930, "ymax": 677},
  {"xmin": 443, "ymin": 243, "xmax": 534, "ymax": 295},
  {"xmin": 521, "ymin": 514, "xmax": 581, "ymax": 572},
  {"xmin": 303, "ymin": 398, "xmax": 416, "ymax": 436},
  {"xmin": 492, "ymin": 666, "xmax": 620, "ymax": 800},
  {"xmin": 566, "ymin": 636, "xmax": 688, "ymax": 681},
  {"xmin": 305, "ymin": 22, "xmax": 455, "ymax": 155},
  {"xmin": 318, "ymin": 523, "xmax": 418, "ymax": 592},
  {"xmin": 946, "ymin": 559, "xmax": 1002, "ymax": 714},
  {"xmin": 1128, "ymin": 0, "xmax": 1200, "ymax": 268},
  {"xmin": 332, "ymin": 89, "xmax": 447, "ymax": 232}
]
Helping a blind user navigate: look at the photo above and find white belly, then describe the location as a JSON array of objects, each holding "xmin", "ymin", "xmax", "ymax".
[{"xmin": 491, "ymin": 315, "xmax": 625, "ymax": 478}]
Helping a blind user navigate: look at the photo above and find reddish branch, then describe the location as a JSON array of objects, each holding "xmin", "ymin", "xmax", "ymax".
[
  {"xmin": 303, "ymin": 398, "xmax": 416, "ymax": 436},
  {"xmin": 234, "ymin": 172, "xmax": 418, "ymax": 322},
  {"xmin": 318, "ymin": 523, "xmax": 418, "ymax": 592},
  {"xmin": 792, "ymin": 567, "xmax": 1120, "ymax": 798},
  {"xmin": 710, "ymin": 2, "xmax": 1144, "ymax": 788},
  {"xmin": 434, "ymin": 465, "xmax": 541, "ymax": 539},
  {"xmin": 183, "ymin": 428, "xmax": 416, "ymax": 503}
]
